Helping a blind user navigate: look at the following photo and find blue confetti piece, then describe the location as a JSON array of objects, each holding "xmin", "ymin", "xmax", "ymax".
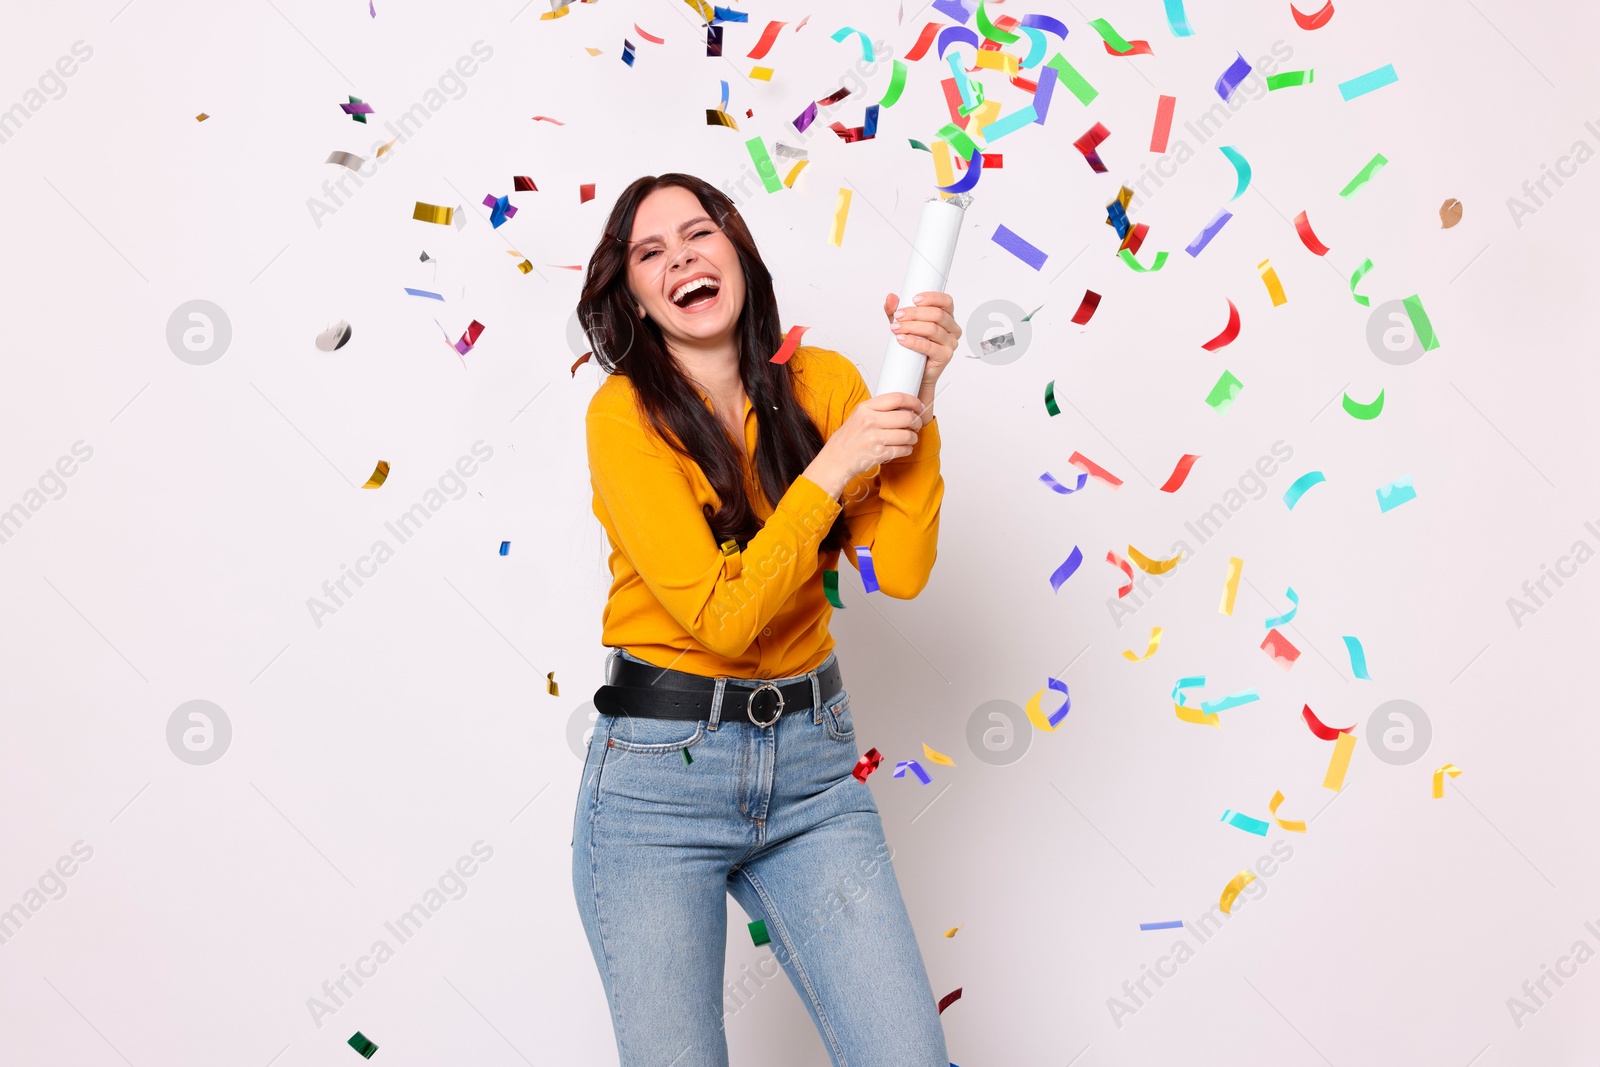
[
  {"xmin": 1140, "ymin": 919, "xmax": 1185, "ymax": 931},
  {"xmin": 1215, "ymin": 52, "xmax": 1253, "ymax": 101},
  {"xmin": 1264, "ymin": 587, "xmax": 1299, "ymax": 628},
  {"xmin": 1337, "ymin": 63, "xmax": 1398, "ymax": 101},
  {"xmin": 1282, "ymin": 470, "xmax": 1326, "ymax": 510},
  {"xmin": 403, "ymin": 287, "xmax": 444, "ymax": 300},
  {"xmin": 711, "ymin": 5, "xmax": 748, "ymax": 22},
  {"xmin": 1200, "ymin": 689, "xmax": 1259, "ymax": 714},
  {"xmin": 1185, "ymin": 208, "xmax": 1233, "ymax": 257},
  {"xmin": 1039, "ymin": 471, "xmax": 1089, "ymax": 495},
  {"xmin": 1163, "ymin": 0, "xmax": 1194, "ymax": 35},
  {"xmin": 931, "ymin": 0, "xmax": 973, "ymax": 24},
  {"xmin": 992, "ymin": 223, "xmax": 1049, "ymax": 270},
  {"xmin": 1049, "ymin": 545, "xmax": 1084, "ymax": 592},
  {"xmin": 854, "ymin": 545, "xmax": 880, "ymax": 593},
  {"xmin": 499, "ymin": 541, "xmax": 510, "ymax": 556},
  {"xmin": 893, "ymin": 759, "xmax": 932, "ymax": 784},
  {"xmin": 1376, "ymin": 476, "xmax": 1416, "ymax": 512},
  {"xmin": 1171, "ymin": 675, "xmax": 1205, "ymax": 706},
  {"xmin": 1221, "ymin": 809, "xmax": 1271, "ymax": 836},
  {"xmin": 1342, "ymin": 635, "xmax": 1372, "ymax": 679}
]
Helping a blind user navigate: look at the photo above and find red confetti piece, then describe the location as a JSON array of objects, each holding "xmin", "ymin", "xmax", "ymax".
[
  {"xmin": 904, "ymin": 20, "xmax": 943, "ymax": 61},
  {"xmin": 1070, "ymin": 290, "xmax": 1101, "ymax": 325},
  {"xmin": 1073, "ymin": 122, "xmax": 1112, "ymax": 173},
  {"xmin": 1106, "ymin": 550, "xmax": 1135, "ymax": 598},
  {"xmin": 580, "ymin": 183, "xmax": 596, "ymax": 203},
  {"xmin": 937, "ymin": 987, "xmax": 963, "ymax": 1014},
  {"xmin": 1150, "ymin": 94, "xmax": 1176, "ymax": 152},
  {"xmin": 1261, "ymin": 628, "xmax": 1302, "ymax": 670},
  {"xmin": 939, "ymin": 78, "xmax": 972, "ymax": 128},
  {"xmin": 955, "ymin": 152, "xmax": 1002, "ymax": 170},
  {"xmin": 1293, "ymin": 210, "xmax": 1331, "ymax": 256},
  {"xmin": 747, "ymin": 19, "xmax": 787, "ymax": 58},
  {"xmin": 1158, "ymin": 453, "xmax": 1201, "ymax": 492},
  {"xmin": 1120, "ymin": 221, "xmax": 1147, "ymax": 255},
  {"xmin": 570, "ymin": 351, "xmax": 592, "ymax": 376},
  {"xmin": 852, "ymin": 746, "xmax": 883, "ymax": 782},
  {"xmin": 531, "ymin": 115, "xmax": 566, "ymax": 124},
  {"xmin": 1290, "ymin": 0, "xmax": 1335, "ymax": 29},
  {"xmin": 1302, "ymin": 704, "xmax": 1353, "ymax": 740},
  {"xmin": 1010, "ymin": 73, "xmax": 1038, "ymax": 93},
  {"xmin": 453, "ymin": 319, "xmax": 486, "ymax": 355},
  {"xmin": 770, "ymin": 324, "xmax": 810, "ymax": 364},
  {"xmin": 1104, "ymin": 37, "xmax": 1153, "ymax": 56},
  {"xmin": 633, "ymin": 23, "xmax": 666, "ymax": 43},
  {"xmin": 1068, "ymin": 451, "xmax": 1123, "ymax": 488},
  {"xmin": 1200, "ymin": 299, "xmax": 1241, "ymax": 351},
  {"xmin": 513, "ymin": 175, "xmax": 538, "ymax": 192}
]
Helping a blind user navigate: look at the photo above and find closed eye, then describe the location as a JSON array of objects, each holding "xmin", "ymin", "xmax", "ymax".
[{"xmin": 639, "ymin": 230, "xmax": 713, "ymax": 262}]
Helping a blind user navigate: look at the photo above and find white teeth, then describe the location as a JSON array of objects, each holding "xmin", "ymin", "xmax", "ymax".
[{"xmin": 671, "ymin": 277, "xmax": 720, "ymax": 305}]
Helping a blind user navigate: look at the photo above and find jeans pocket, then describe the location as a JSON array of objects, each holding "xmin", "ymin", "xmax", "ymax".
[
  {"xmin": 603, "ymin": 713, "xmax": 707, "ymax": 753},
  {"xmin": 821, "ymin": 691, "xmax": 855, "ymax": 742}
]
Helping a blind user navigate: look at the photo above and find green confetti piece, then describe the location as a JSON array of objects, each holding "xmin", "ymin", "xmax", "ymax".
[
  {"xmin": 749, "ymin": 919, "xmax": 770, "ymax": 946},
  {"xmin": 1341, "ymin": 389, "xmax": 1385, "ymax": 419},
  {"xmin": 908, "ymin": 138, "xmax": 931, "ymax": 152},
  {"xmin": 822, "ymin": 569, "xmax": 845, "ymax": 608},
  {"xmin": 1402, "ymin": 294, "xmax": 1440, "ymax": 350},
  {"xmin": 1205, "ymin": 370, "xmax": 1243, "ymax": 414},
  {"xmin": 1266, "ymin": 69, "xmax": 1314, "ymax": 90},
  {"xmin": 955, "ymin": 73, "xmax": 986, "ymax": 115},
  {"xmin": 1087, "ymin": 17, "xmax": 1135, "ymax": 53},
  {"xmin": 977, "ymin": 0, "xmax": 1021, "ymax": 42},
  {"xmin": 1022, "ymin": 303, "xmax": 1045, "ymax": 322},
  {"xmin": 1045, "ymin": 52, "xmax": 1099, "ymax": 106},
  {"xmin": 1119, "ymin": 247, "xmax": 1169, "ymax": 272},
  {"xmin": 878, "ymin": 59, "xmax": 908, "ymax": 108},
  {"xmin": 682, "ymin": 747, "xmax": 694, "ymax": 765},
  {"xmin": 1339, "ymin": 152, "xmax": 1388, "ymax": 198},
  {"xmin": 1044, "ymin": 379, "xmax": 1060, "ymax": 416},
  {"xmin": 744, "ymin": 136, "xmax": 783, "ymax": 193},
  {"xmin": 348, "ymin": 1032, "xmax": 378, "ymax": 1059},
  {"xmin": 1349, "ymin": 257, "xmax": 1374, "ymax": 306},
  {"xmin": 934, "ymin": 122, "xmax": 981, "ymax": 161}
]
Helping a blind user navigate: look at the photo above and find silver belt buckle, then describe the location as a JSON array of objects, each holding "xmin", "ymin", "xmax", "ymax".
[{"xmin": 746, "ymin": 681, "xmax": 785, "ymax": 728}]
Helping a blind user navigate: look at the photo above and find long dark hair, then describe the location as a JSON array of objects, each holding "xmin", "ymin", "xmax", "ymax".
[{"xmin": 578, "ymin": 173, "xmax": 848, "ymax": 554}]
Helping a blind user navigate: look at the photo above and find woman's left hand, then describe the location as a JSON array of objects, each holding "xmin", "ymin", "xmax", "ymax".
[{"xmin": 884, "ymin": 291, "xmax": 961, "ymax": 387}]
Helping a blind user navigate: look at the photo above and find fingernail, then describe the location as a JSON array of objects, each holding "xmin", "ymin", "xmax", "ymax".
[{"xmin": 893, "ymin": 309, "xmax": 906, "ymax": 319}]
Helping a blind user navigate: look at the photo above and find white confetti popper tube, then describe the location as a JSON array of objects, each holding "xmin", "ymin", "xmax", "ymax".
[{"xmin": 873, "ymin": 192, "xmax": 973, "ymax": 397}]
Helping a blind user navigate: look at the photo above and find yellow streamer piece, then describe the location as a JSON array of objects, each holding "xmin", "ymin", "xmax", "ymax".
[
  {"xmin": 1268, "ymin": 790, "xmax": 1307, "ymax": 833},
  {"xmin": 546, "ymin": 671, "xmax": 559, "ymax": 696},
  {"xmin": 1025, "ymin": 688, "xmax": 1059, "ymax": 733},
  {"xmin": 1219, "ymin": 870, "xmax": 1256, "ymax": 915},
  {"xmin": 1432, "ymin": 763, "xmax": 1462, "ymax": 798},
  {"xmin": 1121, "ymin": 627, "xmax": 1162, "ymax": 662},
  {"xmin": 943, "ymin": 925, "xmax": 962, "ymax": 938},
  {"xmin": 682, "ymin": 0, "xmax": 714, "ymax": 21},
  {"xmin": 967, "ymin": 99, "xmax": 1002, "ymax": 138},
  {"xmin": 539, "ymin": 4, "xmax": 570, "ymax": 19},
  {"xmin": 829, "ymin": 188, "xmax": 852, "ymax": 247},
  {"xmin": 1174, "ymin": 702, "xmax": 1220, "ymax": 728},
  {"xmin": 932, "ymin": 140, "xmax": 956, "ymax": 197},
  {"xmin": 1322, "ymin": 731, "xmax": 1357, "ymax": 791},
  {"xmin": 923, "ymin": 743, "xmax": 957, "ymax": 766},
  {"xmin": 974, "ymin": 50, "xmax": 1021, "ymax": 76},
  {"xmin": 376, "ymin": 137, "xmax": 399, "ymax": 157},
  {"xmin": 750, "ymin": 66, "xmax": 774, "ymax": 81},
  {"xmin": 1258, "ymin": 258, "xmax": 1287, "ymax": 306},
  {"xmin": 782, "ymin": 160, "xmax": 808, "ymax": 188},
  {"xmin": 1220, "ymin": 556, "xmax": 1243, "ymax": 615},
  {"xmin": 413, "ymin": 202, "xmax": 455, "ymax": 226},
  {"xmin": 362, "ymin": 460, "xmax": 390, "ymax": 489},
  {"xmin": 1128, "ymin": 545, "xmax": 1182, "ymax": 574}
]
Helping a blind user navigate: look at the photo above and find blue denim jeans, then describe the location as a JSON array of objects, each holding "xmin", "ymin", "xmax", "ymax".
[{"xmin": 571, "ymin": 648, "xmax": 949, "ymax": 1067}]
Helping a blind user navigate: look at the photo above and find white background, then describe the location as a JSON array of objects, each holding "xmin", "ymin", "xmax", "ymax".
[{"xmin": 3, "ymin": 0, "xmax": 1598, "ymax": 1064}]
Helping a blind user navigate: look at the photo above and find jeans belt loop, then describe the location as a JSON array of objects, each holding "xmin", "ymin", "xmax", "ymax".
[
  {"xmin": 809, "ymin": 667, "xmax": 823, "ymax": 724},
  {"xmin": 709, "ymin": 676, "xmax": 726, "ymax": 731}
]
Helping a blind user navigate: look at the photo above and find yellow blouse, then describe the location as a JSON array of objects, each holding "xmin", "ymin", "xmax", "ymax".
[{"xmin": 586, "ymin": 345, "xmax": 944, "ymax": 679}]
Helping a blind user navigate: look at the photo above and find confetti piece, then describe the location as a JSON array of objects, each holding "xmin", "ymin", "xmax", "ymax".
[
  {"xmin": 530, "ymin": 115, "xmax": 565, "ymax": 124},
  {"xmin": 707, "ymin": 108, "xmax": 740, "ymax": 130},
  {"xmin": 976, "ymin": 0, "xmax": 1020, "ymax": 43},
  {"xmin": 683, "ymin": 747, "xmax": 694, "ymax": 765},
  {"xmin": 500, "ymin": 541, "xmax": 510, "ymax": 556},
  {"xmin": 1302, "ymin": 705, "xmax": 1353, "ymax": 740},
  {"xmin": 1345, "ymin": 257, "xmax": 1376, "ymax": 307},
  {"xmin": 711, "ymin": 6, "xmax": 748, "ymax": 24},
  {"xmin": 1293, "ymin": 210, "xmax": 1330, "ymax": 255},
  {"xmin": 1172, "ymin": 677, "xmax": 1205, "ymax": 706},
  {"xmin": 1069, "ymin": 453, "xmax": 1123, "ymax": 488},
  {"xmin": 453, "ymin": 320, "xmax": 486, "ymax": 356},
  {"xmin": 372, "ymin": 137, "xmax": 398, "ymax": 158},
  {"xmin": 1150, "ymin": 94, "xmax": 1177, "ymax": 151},
  {"xmin": 1221, "ymin": 809, "xmax": 1270, "ymax": 836},
  {"xmin": 1341, "ymin": 388, "xmax": 1384, "ymax": 420},
  {"xmin": 748, "ymin": 19, "xmax": 788, "ymax": 58},
  {"xmin": 1072, "ymin": 122, "xmax": 1112, "ymax": 173},
  {"xmin": 1201, "ymin": 299, "xmax": 1241, "ymax": 351},
  {"xmin": 992, "ymin": 223, "xmax": 1049, "ymax": 270},
  {"xmin": 1185, "ymin": 208, "xmax": 1233, "ymax": 257},
  {"xmin": 1403, "ymin": 294, "xmax": 1440, "ymax": 350},
  {"xmin": 1440, "ymin": 198, "xmax": 1463, "ymax": 228},
  {"xmin": 822, "ymin": 568, "xmax": 844, "ymax": 608},
  {"xmin": 931, "ymin": 0, "xmax": 970, "ymax": 21},
  {"xmin": 853, "ymin": 747, "xmax": 883, "ymax": 782},
  {"xmin": 831, "ymin": 25, "xmax": 876, "ymax": 61},
  {"xmin": 1199, "ymin": 689, "xmax": 1259, "ymax": 714},
  {"xmin": 195, "ymin": 112, "xmax": 209, "ymax": 121},
  {"xmin": 363, "ymin": 461, "xmax": 390, "ymax": 489},
  {"xmin": 763, "ymin": 324, "xmax": 810, "ymax": 367},
  {"xmin": 540, "ymin": 5, "xmax": 569, "ymax": 20},
  {"xmin": 1140, "ymin": 919, "xmax": 1184, "ymax": 931},
  {"xmin": 516, "ymin": 259, "xmax": 533, "ymax": 274},
  {"xmin": 1120, "ymin": 247, "xmax": 1169, "ymax": 272},
  {"xmin": 1128, "ymin": 545, "xmax": 1181, "ymax": 574},
  {"xmin": 412, "ymin": 202, "xmax": 454, "ymax": 226},
  {"xmin": 1175, "ymin": 702, "xmax": 1220, "ymax": 727},
  {"xmin": 570, "ymin": 352, "xmax": 592, "ymax": 375},
  {"xmin": 1339, "ymin": 153, "xmax": 1388, "ymax": 198},
  {"xmin": 1341, "ymin": 635, "xmax": 1371, "ymax": 679},
  {"xmin": 1205, "ymin": 370, "xmax": 1244, "ymax": 414},
  {"xmin": 978, "ymin": 331, "xmax": 1014, "ymax": 355},
  {"xmin": 944, "ymin": 925, "xmax": 963, "ymax": 937},
  {"xmin": 483, "ymin": 193, "xmax": 518, "ymax": 228},
  {"xmin": 1024, "ymin": 677, "xmax": 1071, "ymax": 731},
  {"xmin": 1163, "ymin": 0, "xmax": 1194, "ymax": 35},
  {"xmin": 894, "ymin": 759, "xmax": 932, "ymax": 784},
  {"xmin": 348, "ymin": 1031, "xmax": 378, "ymax": 1059},
  {"xmin": 1219, "ymin": 871, "xmax": 1256, "ymax": 914},
  {"xmin": 1040, "ymin": 471, "xmax": 1089, "ymax": 495},
  {"xmin": 744, "ymin": 137, "xmax": 783, "ymax": 192},
  {"xmin": 1121, "ymin": 626, "xmax": 1163, "ymax": 662},
  {"xmin": 1323, "ymin": 731, "xmax": 1357, "ymax": 790},
  {"xmin": 749, "ymin": 919, "xmax": 770, "ymax": 945},
  {"xmin": 403, "ymin": 288, "xmax": 444, "ymax": 300},
  {"xmin": 938, "ymin": 988, "xmax": 963, "ymax": 1014},
  {"xmin": 634, "ymin": 22, "xmax": 666, "ymax": 43},
  {"xmin": 1044, "ymin": 380, "xmax": 1060, "ymax": 416},
  {"xmin": 1282, "ymin": 470, "xmax": 1325, "ymax": 509},
  {"xmin": 1267, "ymin": 791, "xmax": 1307, "ymax": 833},
  {"xmin": 1219, "ymin": 145, "xmax": 1251, "ymax": 199},
  {"xmin": 923, "ymin": 743, "xmax": 957, "ymax": 766},
  {"xmin": 1432, "ymin": 763, "xmax": 1462, "ymax": 798},
  {"xmin": 1088, "ymin": 18, "xmax": 1149, "ymax": 55},
  {"xmin": 1338, "ymin": 63, "xmax": 1398, "ymax": 101},
  {"xmin": 620, "ymin": 39, "xmax": 637, "ymax": 66},
  {"xmin": 1044, "ymin": 52, "xmax": 1098, "ymax": 106},
  {"xmin": 1158, "ymin": 454, "xmax": 1201, "ymax": 492},
  {"xmin": 1220, "ymin": 557, "xmax": 1243, "ymax": 615},
  {"xmin": 1071, "ymin": 290, "xmax": 1102, "ymax": 325},
  {"xmin": 1376, "ymin": 476, "xmax": 1417, "ymax": 512},
  {"xmin": 512, "ymin": 176, "xmax": 538, "ymax": 193},
  {"xmin": 580, "ymin": 183, "xmax": 597, "ymax": 203},
  {"xmin": 547, "ymin": 671, "xmax": 558, "ymax": 695},
  {"xmin": 853, "ymin": 545, "xmax": 879, "ymax": 593},
  {"xmin": 878, "ymin": 60, "xmax": 910, "ymax": 107},
  {"xmin": 315, "ymin": 321, "xmax": 353, "ymax": 352},
  {"xmin": 1215, "ymin": 53, "xmax": 1253, "ymax": 102},
  {"xmin": 1105, "ymin": 550, "xmax": 1136, "ymax": 598},
  {"xmin": 829, "ymin": 187, "xmax": 852, "ymax": 246},
  {"xmin": 1258, "ymin": 259, "xmax": 1287, "ymax": 306},
  {"xmin": 341, "ymin": 97, "xmax": 373, "ymax": 122},
  {"xmin": 1049, "ymin": 546, "xmax": 1084, "ymax": 592},
  {"xmin": 782, "ymin": 160, "xmax": 809, "ymax": 188},
  {"xmin": 1261, "ymin": 628, "xmax": 1301, "ymax": 670},
  {"xmin": 1290, "ymin": 0, "xmax": 1335, "ymax": 29}
]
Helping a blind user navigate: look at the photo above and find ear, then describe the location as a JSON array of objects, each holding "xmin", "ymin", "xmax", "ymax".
[{"xmin": 636, "ymin": 305, "xmax": 646, "ymax": 319}]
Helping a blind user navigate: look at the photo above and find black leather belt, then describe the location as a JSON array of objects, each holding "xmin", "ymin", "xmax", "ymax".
[{"xmin": 593, "ymin": 651, "xmax": 843, "ymax": 727}]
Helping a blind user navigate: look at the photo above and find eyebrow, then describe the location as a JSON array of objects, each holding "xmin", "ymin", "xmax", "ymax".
[{"xmin": 629, "ymin": 215, "xmax": 715, "ymax": 250}]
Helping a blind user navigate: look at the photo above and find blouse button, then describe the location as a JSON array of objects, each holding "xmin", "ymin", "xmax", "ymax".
[{"xmin": 762, "ymin": 627, "xmax": 772, "ymax": 636}]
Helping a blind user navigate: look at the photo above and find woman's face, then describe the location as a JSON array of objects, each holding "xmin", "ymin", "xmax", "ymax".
[{"xmin": 625, "ymin": 185, "xmax": 746, "ymax": 351}]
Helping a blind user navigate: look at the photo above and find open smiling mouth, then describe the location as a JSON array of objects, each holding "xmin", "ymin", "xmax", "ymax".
[{"xmin": 670, "ymin": 277, "xmax": 721, "ymax": 313}]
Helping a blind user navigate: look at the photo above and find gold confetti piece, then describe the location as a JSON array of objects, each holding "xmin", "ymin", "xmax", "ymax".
[
  {"xmin": 517, "ymin": 259, "xmax": 533, "ymax": 274},
  {"xmin": 943, "ymin": 925, "xmax": 962, "ymax": 938},
  {"xmin": 1269, "ymin": 790, "xmax": 1307, "ymax": 832},
  {"xmin": 1432, "ymin": 763, "xmax": 1461, "ymax": 798},
  {"xmin": 1121, "ymin": 626, "xmax": 1162, "ymax": 662},
  {"xmin": 683, "ymin": 0, "xmax": 714, "ymax": 20},
  {"xmin": 1220, "ymin": 557, "xmax": 1243, "ymax": 615},
  {"xmin": 413, "ymin": 201, "xmax": 454, "ymax": 226},
  {"xmin": 967, "ymin": 99, "xmax": 1002, "ymax": 139},
  {"xmin": 751, "ymin": 66, "xmax": 774, "ymax": 81},
  {"xmin": 362, "ymin": 460, "xmax": 390, "ymax": 489},
  {"xmin": 584, "ymin": 46, "xmax": 603, "ymax": 55},
  {"xmin": 1219, "ymin": 870, "xmax": 1256, "ymax": 915},
  {"xmin": 974, "ymin": 50, "xmax": 1020, "ymax": 76},
  {"xmin": 1439, "ymin": 198, "xmax": 1463, "ymax": 229},
  {"xmin": 195, "ymin": 112, "xmax": 209, "ymax": 122},
  {"xmin": 931, "ymin": 139, "xmax": 956, "ymax": 197},
  {"xmin": 1128, "ymin": 545, "xmax": 1182, "ymax": 574},
  {"xmin": 707, "ymin": 108, "xmax": 739, "ymax": 130},
  {"xmin": 1322, "ymin": 731, "xmax": 1357, "ymax": 791},
  {"xmin": 829, "ymin": 187, "xmax": 852, "ymax": 247},
  {"xmin": 922, "ymin": 743, "xmax": 956, "ymax": 766},
  {"xmin": 376, "ymin": 137, "xmax": 399, "ymax": 157},
  {"xmin": 1024, "ymin": 688, "xmax": 1059, "ymax": 733},
  {"xmin": 539, "ymin": 3, "xmax": 570, "ymax": 18},
  {"xmin": 782, "ymin": 160, "xmax": 808, "ymax": 188},
  {"xmin": 547, "ymin": 671, "xmax": 559, "ymax": 696},
  {"xmin": 1174, "ymin": 702, "xmax": 1219, "ymax": 728},
  {"xmin": 1258, "ymin": 258, "xmax": 1287, "ymax": 306}
]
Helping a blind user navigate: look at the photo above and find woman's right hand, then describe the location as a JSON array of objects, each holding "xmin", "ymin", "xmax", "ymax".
[{"xmin": 803, "ymin": 392, "xmax": 926, "ymax": 499}]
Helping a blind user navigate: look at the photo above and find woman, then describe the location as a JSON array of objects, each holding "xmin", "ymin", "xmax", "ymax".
[{"xmin": 571, "ymin": 172, "xmax": 960, "ymax": 1067}]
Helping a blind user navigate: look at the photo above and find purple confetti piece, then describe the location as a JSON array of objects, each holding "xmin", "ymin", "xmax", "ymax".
[
  {"xmin": 937, "ymin": 25, "xmax": 981, "ymax": 59},
  {"xmin": 1049, "ymin": 545, "xmax": 1084, "ymax": 592},
  {"xmin": 1140, "ymin": 920, "xmax": 1184, "ymax": 931},
  {"xmin": 1039, "ymin": 471, "xmax": 1089, "ymax": 495},
  {"xmin": 931, "ymin": 0, "xmax": 973, "ymax": 24},
  {"xmin": 1214, "ymin": 52, "xmax": 1253, "ymax": 101},
  {"xmin": 794, "ymin": 100, "xmax": 818, "ymax": 133},
  {"xmin": 937, "ymin": 147, "xmax": 982, "ymax": 193},
  {"xmin": 1032, "ymin": 63, "xmax": 1059, "ymax": 124},
  {"xmin": 1019, "ymin": 13, "xmax": 1069, "ymax": 38},
  {"xmin": 1042, "ymin": 676, "xmax": 1071, "ymax": 727},
  {"xmin": 855, "ymin": 545, "xmax": 880, "ymax": 593},
  {"xmin": 992, "ymin": 223, "xmax": 1049, "ymax": 270},
  {"xmin": 1185, "ymin": 208, "xmax": 1234, "ymax": 257},
  {"xmin": 893, "ymin": 759, "xmax": 933, "ymax": 784}
]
